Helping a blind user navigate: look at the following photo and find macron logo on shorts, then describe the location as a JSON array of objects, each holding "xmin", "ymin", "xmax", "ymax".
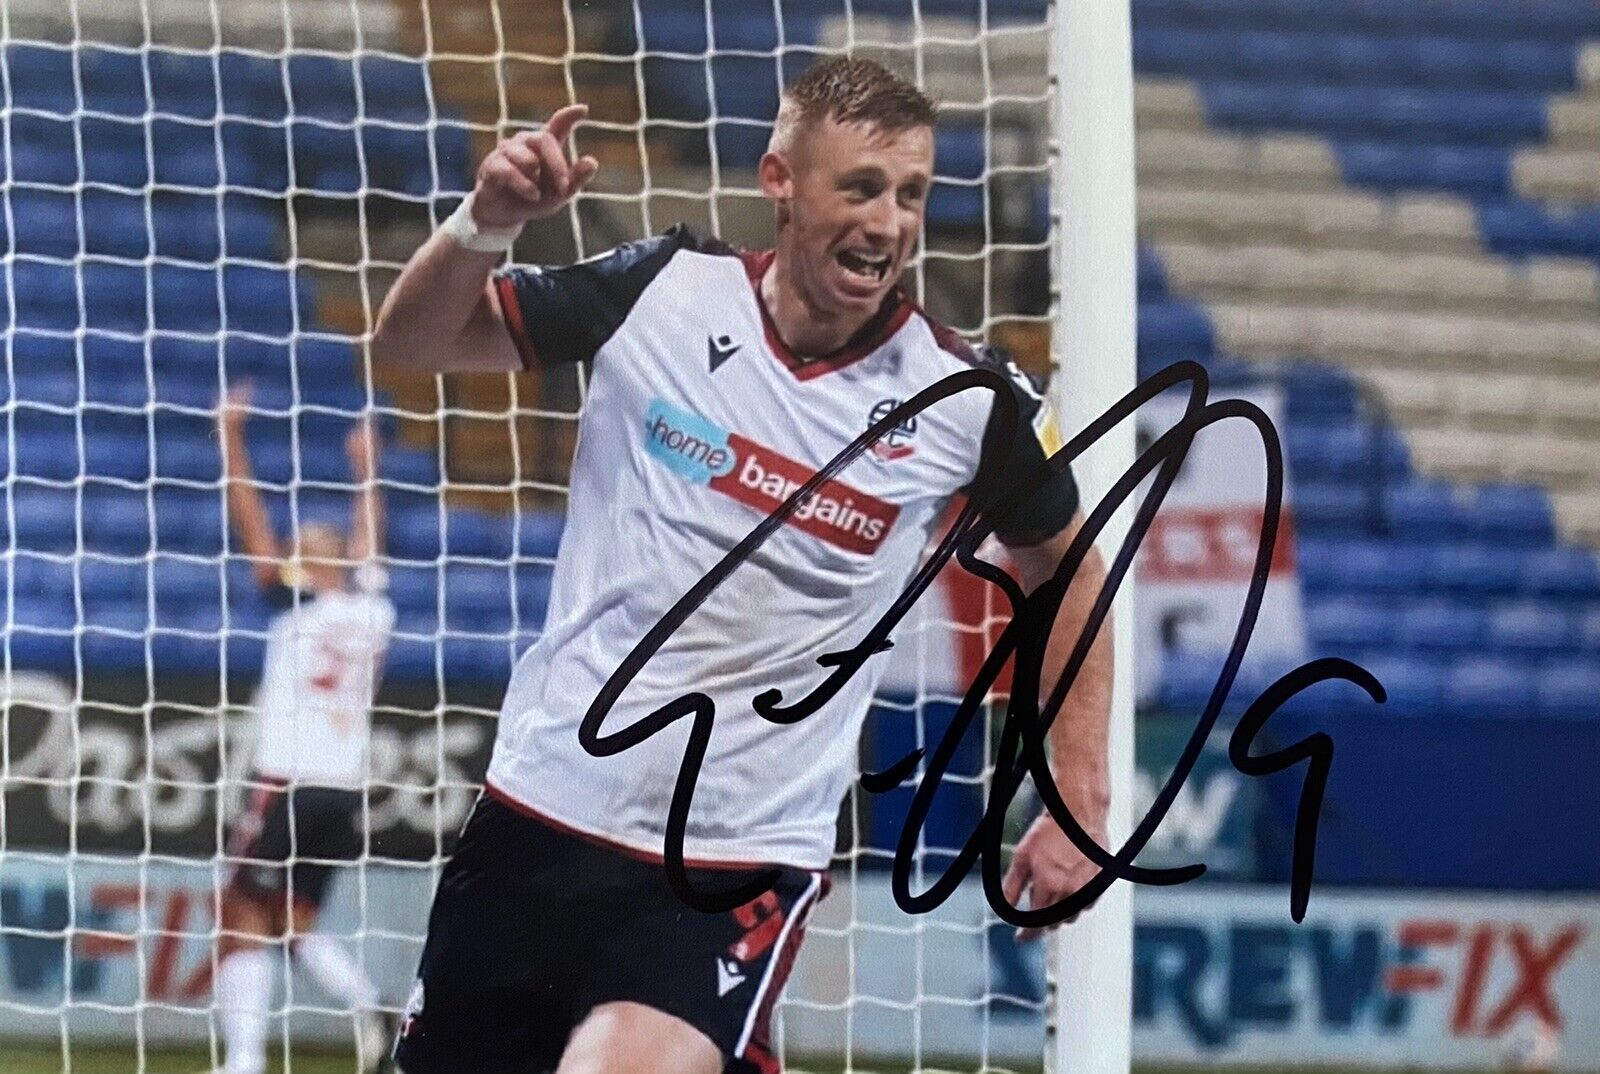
[{"xmin": 644, "ymin": 399, "xmax": 899, "ymax": 554}]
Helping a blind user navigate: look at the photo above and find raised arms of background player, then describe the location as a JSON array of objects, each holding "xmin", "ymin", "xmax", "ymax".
[
  {"xmin": 370, "ymin": 104, "xmax": 599, "ymax": 374},
  {"xmin": 217, "ymin": 384, "xmax": 386, "ymax": 590}
]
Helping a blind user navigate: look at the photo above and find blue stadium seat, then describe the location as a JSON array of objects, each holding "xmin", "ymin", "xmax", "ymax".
[
  {"xmin": 443, "ymin": 566, "xmax": 515, "ymax": 632},
  {"xmin": 153, "ymin": 264, "xmax": 223, "ymax": 331},
  {"xmin": 1427, "ymin": 541, "xmax": 1523, "ymax": 596},
  {"xmin": 218, "ymin": 50, "xmax": 289, "ymax": 120},
  {"xmin": 1136, "ymin": 247, "xmax": 1169, "ymax": 301},
  {"xmin": 1444, "ymin": 658, "xmax": 1536, "ymax": 718},
  {"xmin": 290, "ymin": 121, "xmax": 362, "ymax": 194},
  {"xmin": 85, "ymin": 491, "xmax": 154, "ymax": 556},
  {"xmin": 1470, "ymin": 484, "xmax": 1555, "ymax": 545},
  {"xmin": 1281, "ymin": 362, "xmax": 1359, "ymax": 420},
  {"xmin": 148, "ymin": 49, "xmax": 221, "ymax": 119},
  {"xmin": 12, "ymin": 489, "xmax": 79, "ymax": 551},
  {"xmin": 84, "ymin": 432, "xmax": 154, "ymax": 483},
  {"xmin": 1336, "ymin": 141, "xmax": 1509, "ymax": 196},
  {"xmin": 153, "ymin": 557, "xmax": 224, "ymax": 613},
  {"xmin": 154, "ymin": 490, "xmax": 226, "ymax": 554},
  {"xmin": 443, "ymin": 510, "xmax": 516, "ymax": 560},
  {"xmin": 1518, "ymin": 547, "xmax": 1600, "ymax": 599},
  {"xmin": 11, "ymin": 410, "xmax": 82, "ymax": 480},
  {"xmin": 1305, "ymin": 596, "xmax": 1395, "ymax": 650},
  {"xmin": 1299, "ymin": 537, "xmax": 1427, "ymax": 595},
  {"xmin": 1487, "ymin": 601, "xmax": 1574, "ymax": 654},
  {"xmin": 358, "ymin": 55, "xmax": 434, "ymax": 121},
  {"xmin": 288, "ymin": 55, "xmax": 359, "ymax": 123},
  {"xmin": 1579, "ymin": 607, "xmax": 1600, "ymax": 651},
  {"xmin": 4, "ymin": 44, "xmax": 77, "ymax": 112},
  {"xmin": 391, "ymin": 509, "xmax": 443, "ymax": 561},
  {"xmin": 1395, "ymin": 598, "xmax": 1487, "ymax": 653},
  {"xmin": 13, "ymin": 371, "xmax": 80, "ymax": 409},
  {"xmin": 380, "ymin": 449, "xmax": 440, "ymax": 488},
  {"xmin": 515, "ymin": 562, "xmax": 555, "ymax": 623},
  {"xmin": 1384, "ymin": 479, "xmax": 1467, "ymax": 538},
  {"xmin": 1536, "ymin": 661, "xmax": 1600, "ymax": 719},
  {"xmin": 1351, "ymin": 653, "xmax": 1446, "ymax": 717},
  {"xmin": 1138, "ymin": 302, "xmax": 1214, "ymax": 363},
  {"xmin": 82, "ymin": 263, "xmax": 153, "ymax": 329},
  {"xmin": 79, "ymin": 556, "xmax": 149, "ymax": 609},
  {"xmin": 1288, "ymin": 421, "xmax": 1408, "ymax": 480},
  {"xmin": 515, "ymin": 513, "xmax": 565, "ymax": 560},
  {"xmin": 9, "ymin": 188, "xmax": 81, "ymax": 258},
  {"xmin": 1293, "ymin": 481, "xmax": 1373, "ymax": 534}
]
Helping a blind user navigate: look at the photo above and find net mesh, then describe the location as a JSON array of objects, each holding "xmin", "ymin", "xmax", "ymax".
[{"xmin": 1, "ymin": 0, "xmax": 1058, "ymax": 1069}]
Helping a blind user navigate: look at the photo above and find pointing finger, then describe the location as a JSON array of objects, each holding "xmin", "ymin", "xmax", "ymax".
[{"xmin": 543, "ymin": 103, "xmax": 590, "ymax": 145}]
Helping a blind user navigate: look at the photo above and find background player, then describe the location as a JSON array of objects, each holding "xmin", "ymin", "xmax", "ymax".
[
  {"xmin": 212, "ymin": 387, "xmax": 399, "ymax": 1074},
  {"xmin": 373, "ymin": 57, "xmax": 1111, "ymax": 1074}
]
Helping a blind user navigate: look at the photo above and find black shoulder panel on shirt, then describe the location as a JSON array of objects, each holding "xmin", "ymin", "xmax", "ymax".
[
  {"xmin": 965, "ymin": 345, "xmax": 1081, "ymax": 547},
  {"xmin": 493, "ymin": 223, "xmax": 701, "ymax": 368}
]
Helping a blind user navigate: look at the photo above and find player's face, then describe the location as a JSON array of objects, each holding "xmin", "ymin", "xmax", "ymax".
[{"xmin": 784, "ymin": 117, "xmax": 932, "ymax": 318}]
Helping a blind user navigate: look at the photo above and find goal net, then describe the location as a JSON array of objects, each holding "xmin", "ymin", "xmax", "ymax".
[{"xmin": 1, "ymin": 0, "xmax": 1085, "ymax": 1069}]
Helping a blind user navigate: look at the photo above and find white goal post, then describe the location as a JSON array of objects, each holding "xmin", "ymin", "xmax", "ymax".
[{"xmin": 1048, "ymin": 0, "xmax": 1138, "ymax": 1071}]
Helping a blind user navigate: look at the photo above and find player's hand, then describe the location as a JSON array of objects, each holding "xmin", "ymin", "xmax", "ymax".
[
  {"xmin": 345, "ymin": 418, "xmax": 379, "ymax": 481},
  {"xmin": 1002, "ymin": 808, "xmax": 1108, "ymax": 942},
  {"xmin": 472, "ymin": 104, "xmax": 600, "ymax": 230},
  {"xmin": 218, "ymin": 383, "xmax": 253, "ymax": 432}
]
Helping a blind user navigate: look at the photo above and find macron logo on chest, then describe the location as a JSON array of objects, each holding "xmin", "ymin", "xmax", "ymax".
[{"xmin": 642, "ymin": 398, "xmax": 899, "ymax": 554}]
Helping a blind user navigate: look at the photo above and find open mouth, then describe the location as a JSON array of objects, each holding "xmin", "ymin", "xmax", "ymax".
[{"xmin": 836, "ymin": 248, "xmax": 891, "ymax": 283}]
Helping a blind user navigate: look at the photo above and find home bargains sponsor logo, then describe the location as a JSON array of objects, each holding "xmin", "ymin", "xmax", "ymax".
[{"xmin": 644, "ymin": 399, "xmax": 899, "ymax": 554}]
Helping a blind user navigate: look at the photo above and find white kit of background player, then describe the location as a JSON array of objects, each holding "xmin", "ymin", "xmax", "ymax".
[
  {"xmin": 372, "ymin": 57, "xmax": 1112, "ymax": 1074},
  {"xmin": 212, "ymin": 397, "xmax": 398, "ymax": 1074}
]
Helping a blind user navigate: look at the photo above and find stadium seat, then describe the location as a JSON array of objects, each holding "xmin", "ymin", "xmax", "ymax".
[
  {"xmin": 1352, "ymin": 653, "xmax": 1447, "ymax": 717},
  {"xmin": 1518, "ymin": 547, "xmax": 1600, "ymax": 599},
  {"xmin": 1444, "ymin": 658, "xmax": 1537, "ymax": 718},
  {"xmin": 1427, "ymin": 541, "xmax": 1524, "ymax": 596},
  {"xmin": 1487, "ymin": 601, "xmax": 1575, "ymax": 654},
  {"xmin": 375, "ymin": 450, "xmax": 436, "ymax": 490},
  {"xmin": 391, "ymin": 510, "xmax": 444, "ymax": 562},
  {"xmin": 12, "ymin": 490, "xmax": 80, "ymax": 551},
  {"xmin": 1137, "ymin": 301, "xmax": 1215, "ymax": 363},
  {"xmin": 1395, "ymin": 598, "xmax": 1488, "ymax": 653},
  {"xmin": 442, "ymin": 510, "xmax": 516, "ymax": 561},
  {"xmin": 443, "ymin": 566, "xmax": 515, "ymax": 632},
  {"xmin": 1305, "ymin": 596, "xmax": 1396, "ymax": 649},
  {"xmin": 1383, "ymin": 479, "xmax": 1467, "ymax": 539},
  {"xmin": 1536, "ymin": 661, "xmax": 1600, "ymax": 719},
  {"xmin": 515, "ymin": 514, "xmax": 565, "ymax": 561},
  {"xmin": 1470, "ymin": 484, "xmax": 1555, "ymax": 545},
  {"xmin": 84, "ymin": 491, "xmax": 154, "ymax": 556},
  {"xmin": 1295, "ymin": 481, "xmax": 1377, "ymax": 534}
]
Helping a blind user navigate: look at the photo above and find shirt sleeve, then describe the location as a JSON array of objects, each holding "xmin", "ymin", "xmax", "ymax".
[
  {"xmin": 491, "ymin": 223, "xmax": 694, "ymax": 369},
  {"xmin": 966, "ymin": 347, "xmax": 1080, "ymax": 547}
]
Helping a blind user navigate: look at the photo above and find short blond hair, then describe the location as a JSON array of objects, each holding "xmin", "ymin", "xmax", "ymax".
[{"xmin": 770, "ymin": 55, "xmax": 935, "ymax": 155}]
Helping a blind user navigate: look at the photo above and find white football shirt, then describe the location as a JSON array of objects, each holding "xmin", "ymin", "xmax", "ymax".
[
  {"xmin": 251, "ymin": 567, "xmax": 396, "ymax": 788},
  {"xmin": 487, "ymin": 227, "xmax": 1076, "ymax": 870}
]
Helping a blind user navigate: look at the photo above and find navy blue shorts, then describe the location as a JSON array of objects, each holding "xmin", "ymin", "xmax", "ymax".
[
  {"xmin": 225, "ymin": 777, "xmax": 363, "ymax": 912},
  {"xmin": 392, "ymin": 789, "xmax": 825, "ymax": 1074}
]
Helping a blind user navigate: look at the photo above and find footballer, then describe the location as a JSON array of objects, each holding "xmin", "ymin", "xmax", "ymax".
[{"xmin": 372, "ymin": 56, "xmax": 1112, "ymax": 1074}]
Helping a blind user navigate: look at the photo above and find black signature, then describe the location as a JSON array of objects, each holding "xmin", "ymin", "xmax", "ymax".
[{"xmin": 579, "ymin": 360, "xmax": 1385, "ymax": 926}]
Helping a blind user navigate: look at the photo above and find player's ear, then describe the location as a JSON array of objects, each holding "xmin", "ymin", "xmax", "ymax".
[{"xmin": 758, "ymin": 149, "xmax": 794, "ymax": 205}]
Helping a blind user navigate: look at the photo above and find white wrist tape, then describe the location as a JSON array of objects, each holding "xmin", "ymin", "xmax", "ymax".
[{"xmin": 441, "ymin": 192, "xmax": 524, "ymax": 254}]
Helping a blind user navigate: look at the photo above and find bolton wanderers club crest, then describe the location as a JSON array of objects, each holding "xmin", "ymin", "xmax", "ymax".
[{"xmin": 868, "ymin": 398, "xmax": 918, "ymax": 461}]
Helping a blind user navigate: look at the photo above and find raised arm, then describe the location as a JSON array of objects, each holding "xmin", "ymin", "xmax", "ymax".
[
  {"xmin": 369, "ymin": 104, "xmax": 600, "ymax": 374},
  {"xmin": 217, "ymin": 385, "xmax": 284, "ymax": 589},
  {"xmin": 344, "ymin": 418, "xmax": 384, "ymax": 564}
]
